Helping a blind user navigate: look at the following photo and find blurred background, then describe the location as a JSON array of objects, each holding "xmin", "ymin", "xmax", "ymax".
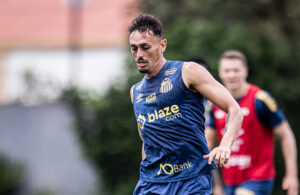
[{"xmin": 0, "ymin": 0, "xmax": 299, "ymax": 195}]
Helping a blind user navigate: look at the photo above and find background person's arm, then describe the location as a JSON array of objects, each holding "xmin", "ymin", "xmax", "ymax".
[
  {"xmin": 182, "ymin": 62, "xmax": 243, "ymax": 167},
  {"xmin": 206, "ymin": 127, "xmax": 224, "ymax": 195},
  {"xmin": 205, "ymin": 127, "xmax": 219, "ymax": 151},
  {"xmin": 274, "ymin": 121, "xmax": 299, "ymax": 195}
]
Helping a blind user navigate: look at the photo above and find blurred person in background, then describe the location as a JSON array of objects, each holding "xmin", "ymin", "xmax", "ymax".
[
  {"xmin": 206, "ymin": 50, "xmax": 299, "ymax": 195},
  {"xmin": 129, "ymin": 14, "xmax": 243, "ymax": 194}
]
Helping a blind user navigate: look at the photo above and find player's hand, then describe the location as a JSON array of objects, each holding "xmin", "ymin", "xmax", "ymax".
[
  {"xmin": 203, "ymin": 145, "xmax": 231, "ymax": 167},
  {"xmin": 282, "ymin": 175, "xmax": 299, "ymax": 195}
]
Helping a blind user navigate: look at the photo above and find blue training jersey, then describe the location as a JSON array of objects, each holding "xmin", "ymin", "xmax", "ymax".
[{"xmin": 132, "ymin": 60, "xmax": 216, "ymax": 183}]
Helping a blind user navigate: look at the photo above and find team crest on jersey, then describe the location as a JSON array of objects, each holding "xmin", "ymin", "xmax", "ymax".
[
  {"xmin": 160, "ymin": 78, "xmax": 173, "ymax": 93},
  {"xmin": 255, "ymin": 90, "xmax": 277, "ymax": 112},
  {"xmin": 164, "ymin": 68, "xmax": 177, "ymax": 76},
  {"xmin": 137, "ymin": 113, "xmax": 146, "ymax": 129},
  {"xmin": 146, "ymin": 93, "xmax": 156, "ymax": 103},
  {"xmin": 136, "ymin": 94, "xmax": 143, "ymax": 103}
]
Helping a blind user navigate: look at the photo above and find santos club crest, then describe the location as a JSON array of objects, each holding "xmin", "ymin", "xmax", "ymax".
[{"xmin": 160, "ymin": 78, "xmax": 173, "ymax": 93}]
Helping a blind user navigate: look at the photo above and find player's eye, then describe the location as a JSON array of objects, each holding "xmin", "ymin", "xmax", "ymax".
[
  {"xmin": 131, "ymin": 46, "xmax": 137, "ymax": 52},
  {"xmin": 142, "ymin": 45, "xmax": 150, "ymax": 50}
]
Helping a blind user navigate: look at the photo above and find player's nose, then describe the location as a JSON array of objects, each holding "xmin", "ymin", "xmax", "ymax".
[
  {"xmin": 137, "ymin": 48, "xmax": 144, "ymax": 58},
  {"xmin": 227, "ymin": 71, "xmax": 236, "ymax": 78}
]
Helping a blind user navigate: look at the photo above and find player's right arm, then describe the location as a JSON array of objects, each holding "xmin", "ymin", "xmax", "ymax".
[
  {"xmin": 182, "ymin": 62, "xmax": 243, "ymax": 167},
  {"xmin": 130, "ymin": 85, "xmax": 146, "ymax": 160}
]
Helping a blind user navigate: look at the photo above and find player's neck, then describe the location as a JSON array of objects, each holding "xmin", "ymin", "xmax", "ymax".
[
  {"xmin": 145, "ymin": 58, "xmax": 167, "ymax": 79},
  {"xmin": 230, "ymin": 82, "xmax": 250, "ymax": 99}
]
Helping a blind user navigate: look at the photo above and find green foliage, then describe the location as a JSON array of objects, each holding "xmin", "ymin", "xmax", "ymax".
[
  {"xmin": 0, "ymin": 155, "xmax": 25, "ymax": 194},
  {"xmin": 139, "ymin": 0, "xmax": 300, "ymax": 194},
  {"xmin": 61, "ymin": 56, "xmax": 143, "ymax": 195},
  {"xmin": 63, "ymin": 0, "xmax": 300, "ymax": 194}
]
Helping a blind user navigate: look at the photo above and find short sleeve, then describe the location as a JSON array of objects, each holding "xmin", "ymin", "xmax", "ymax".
[{"xmin": 255, "ymin": 90, "xmax": 286, "ymax": 129}]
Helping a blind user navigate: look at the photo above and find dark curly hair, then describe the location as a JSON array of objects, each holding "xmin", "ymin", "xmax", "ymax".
[{"xmin": 129, "ymin": 14, "xmax": 163, "ymax": 38}]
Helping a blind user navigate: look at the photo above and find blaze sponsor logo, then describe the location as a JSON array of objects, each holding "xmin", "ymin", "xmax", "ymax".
[
  {"xmin": 157, "ymin": 161, "xmax": 193, "ymax": 175},
  {"xmin": 148, "ymin": 105, "xmax": 182, "ymax": 122},
  {"xmin": 137, "ymin": 113, "xmax": 146, "ymax": 129},
  {"xmin": 160, "ymin": 78, "xmax": 173, "ymax": 93},
  {"xmin": 146, "ymin": 93, "xmax": 156, "ymax": 103},
  {"xmin": 136, "ymin": 105, "xmax": 182, "ymax": 129},
  {"xmin": 164, "ymin": 68, "xmax": 177, "ymax": 76},
  {"xmin": 136, "ymin": 94, "xmax": 143, "ymax": 103}
]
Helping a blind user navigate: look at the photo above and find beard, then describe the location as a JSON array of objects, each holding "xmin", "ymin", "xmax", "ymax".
[
  {"xmin": 138, "ymin": 68, "xmax": 150, "ymax": 74},
  {"xmin": 136, "ymin": 57, "xmax": 150, "ymax": 74}
]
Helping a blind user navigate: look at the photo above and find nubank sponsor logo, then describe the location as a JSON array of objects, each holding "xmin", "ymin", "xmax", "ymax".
[{"xmin": 157, "ymin": 161, "xmax": 193, "ymax": 176}]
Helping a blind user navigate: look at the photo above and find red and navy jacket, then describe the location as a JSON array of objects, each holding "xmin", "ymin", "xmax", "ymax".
[{"xmin": 207, "ymin": 84, "xmax": 285, "ymax": 185}]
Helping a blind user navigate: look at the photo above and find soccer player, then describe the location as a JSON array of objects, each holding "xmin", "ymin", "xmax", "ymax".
[
  {"xmin": 206, "ymin": 50, "xmax": 299, "ymax": 195},
  {"xmin": 129, "ymin": 14, "xmax": 243, "ymax": 194}
]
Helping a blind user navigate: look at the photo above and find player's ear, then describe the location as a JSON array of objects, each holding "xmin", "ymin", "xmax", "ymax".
[
  {"xmin": 244, "ymin": 66, "xmax": 249, "ymax": 78},
  {"xmin": 160, "ymin": 39, "xmax": 167, "ymax": 53}
]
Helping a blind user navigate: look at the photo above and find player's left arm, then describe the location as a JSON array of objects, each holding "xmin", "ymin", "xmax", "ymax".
[
  {"xmin": 182, "ymin": 62, "xmax": 243, "ymax": 167},
  {"xmin": 256, "ymin": 90, "xmax": 299, "ymax": 195},
  {"xmin": 274, "ymin": 122, "xmax": 299, "ymax": 195}
]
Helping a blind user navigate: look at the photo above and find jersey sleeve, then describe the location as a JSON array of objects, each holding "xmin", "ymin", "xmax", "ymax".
[{"xmin": 255, "ymin": 90, "xmax": 286, "ymax": 129}]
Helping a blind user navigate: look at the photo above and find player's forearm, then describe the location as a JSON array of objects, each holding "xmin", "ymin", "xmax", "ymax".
[
  {"xmin": 280, "ymin": 127, "xmax": 298, "ymax": 177},
  {"xmin": 220, "ymin": 105, "xmax": 243, "ymax": 148}
]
